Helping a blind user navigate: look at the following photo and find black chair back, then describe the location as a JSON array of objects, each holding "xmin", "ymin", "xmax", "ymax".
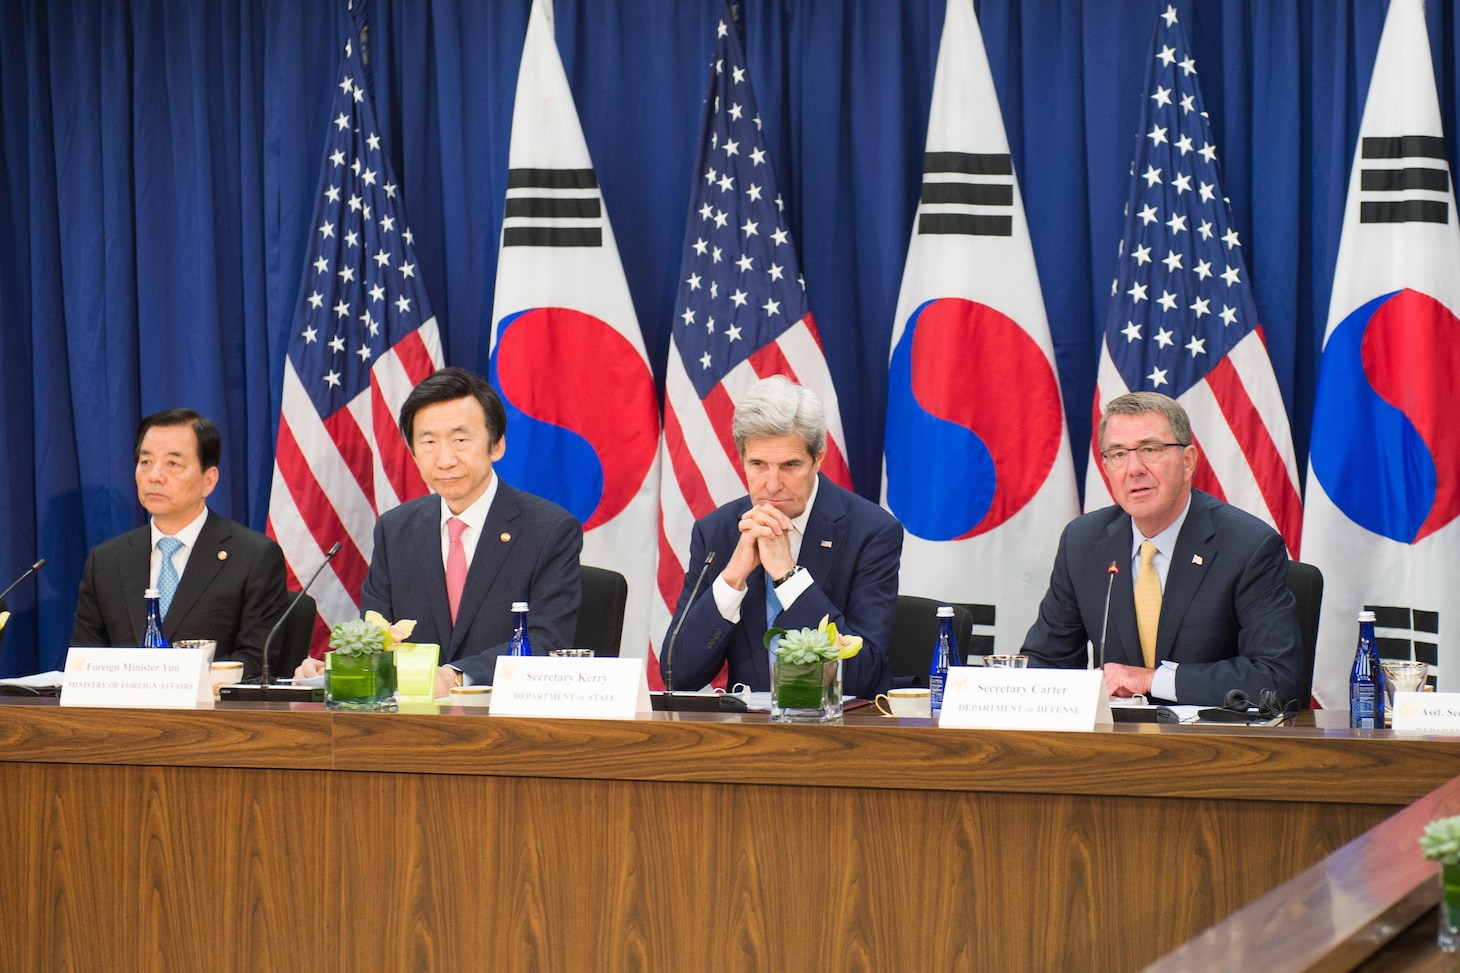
[
  {"xmin": 1285, "ymin": 560, "xmax": 1324, "ymax": 706},
  {"xmin": 274, "ymin": 591, "xmax": 318, "ymax": 679},
  {"xmin": 574, "ymin": 565, "xmax": 628, "ymax": 657},
  {"xmin": 889, "ymin": 595, "xmax": 975, "ymax": 689}
]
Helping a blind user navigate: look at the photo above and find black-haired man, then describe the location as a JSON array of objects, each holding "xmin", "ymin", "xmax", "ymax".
[
  {"xmin": 296, "ymin": 368, "xmax": 582, "ymax": 693},
  {"xmin": 72, "ymin": 409, "xmax": 289, "ymax": 678}
]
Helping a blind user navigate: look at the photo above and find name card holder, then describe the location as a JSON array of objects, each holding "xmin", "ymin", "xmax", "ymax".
[
  {"xmin": 60, "ymin": 646, "xmax": 213, "ymax": 708},
  {"xmin": 938, "ymin": 666, "xmax": 1113, "ymax": 730},
  {"xmin": 1391, "ymin": 692, "xmax": 1460, "ymax": 733},
  {"xmin": 491, "ymin": 656, "xmax": 652, "ymax": 719}
]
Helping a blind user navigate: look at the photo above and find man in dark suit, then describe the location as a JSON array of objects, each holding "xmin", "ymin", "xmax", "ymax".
[
  {"xmin": 1022, "ymin": 392, "xmax": 1301, "ymax": 706},
  {"xmin": 665, "ymin": 377, "xmax": 902, "ymax": 700},
  {"xmin": 296, "ymin": 368, "xmax": 581, "ymax": 691},
  {"xmin": 71, "ymin": 409, "xmax": 289, "ymax": 678}
]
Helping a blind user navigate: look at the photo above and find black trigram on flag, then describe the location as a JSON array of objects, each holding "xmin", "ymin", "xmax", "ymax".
[
  {"xmin": 1369, "ymin": 603, "xmax": 1440, "ymax": 688},
  {"xmin": 917, "ymin": 152, "xmax": 1014, "ymax": 237},
  {"xmin": 503, "ymin": 168, "xmax": 604, "ymax": 247},
  {"xmin": 1358, "ymin": 136, "xmax": 1451, "ymax": 225}
]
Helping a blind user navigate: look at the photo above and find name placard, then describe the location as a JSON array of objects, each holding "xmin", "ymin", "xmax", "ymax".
[
  {"xmin": 490, "ymin": 656, "xmax": 651, "ymax": 719},
  {"xmin": 938, "ymin": 666, "xmax": 1113, "ymax": 730},
  {"xmin": 60, "ymin": 647, "xmax": 212, "ymax": 708},
  {"xmin": 1391, "ymin": 692, "xmax": 1460, "ymax": 733}
]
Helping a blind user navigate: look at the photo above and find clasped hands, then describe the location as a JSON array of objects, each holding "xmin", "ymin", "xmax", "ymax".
[{"xmin": 719, "ymin": 502, "xmax": 796, "ymax": 591}]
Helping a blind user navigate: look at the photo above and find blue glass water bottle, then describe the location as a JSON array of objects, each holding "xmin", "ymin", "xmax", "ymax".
[
  {"xmin": 142, "ymin": 587, "xmax": 170, "ymax": 648},
  {"xmin": 929, "ymin": 605, "xmax": 960, "ymax": 719},
  {"xmin": 1349, "ymin": 610, "xmax": 1383, "ymax": 729},
  {"xmin": 509, "ymin": 601, "xmax": 532, "ymax": 656}
]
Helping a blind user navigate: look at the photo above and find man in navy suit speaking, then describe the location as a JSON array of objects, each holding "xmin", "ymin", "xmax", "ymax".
[
  {"xmin": 1022, "ymin": 392, "xmax": 1301, "ymax": 706},
  {"xmin": 297, "ymin": 368, "xmax": 581, "ymax": 693},
  {"xmin": 664, "ymin": 376, "xmax": 902, "ymax": 700}
]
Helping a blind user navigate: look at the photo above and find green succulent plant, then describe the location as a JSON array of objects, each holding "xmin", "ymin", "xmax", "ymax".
[
  {"xmin": 329, "ymin": 617, "xmax": 389, "ymax": 657},
  {"xmin": 1421, "ymin": 815, "xmax": 1460, "ymax": 865}
]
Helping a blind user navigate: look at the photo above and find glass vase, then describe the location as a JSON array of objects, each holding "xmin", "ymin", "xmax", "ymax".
[
  {"xmin": 1440, "ymin": 861, "xmax": 1460, "ymax": 952},
  {"xmin": 392, "ymin": 642, "xmax": 440, "ymax": 703},
  {"xmin": 770, "ymin": 658, "xmax": 842, "ymax": 723},
  {"xmin": 325, "ymin": 650, "xmax": 397, "ymax": 710}
]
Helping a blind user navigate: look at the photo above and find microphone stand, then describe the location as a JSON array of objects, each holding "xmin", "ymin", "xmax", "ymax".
[
  {"xmin": 1096, "ymin": 560, "xmax": 1119, "ymax": 670},
  {"xmin": 223, "ymin": 542, "xmax": 341, "ymax": 702},
  {"xmin": 0, "ymin": 559, "xmax": 45, "ymax": 604},
  {"xmin": 654, "ymin": 552, "xmax": 740, "ymax": 712}
]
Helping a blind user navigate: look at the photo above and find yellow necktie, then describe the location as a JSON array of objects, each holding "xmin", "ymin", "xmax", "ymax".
[{"xmin": 1135, "ymin": 540, "xmax": 1161, "ymax": 668}]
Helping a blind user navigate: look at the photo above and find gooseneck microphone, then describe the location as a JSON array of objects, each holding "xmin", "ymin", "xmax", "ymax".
[
  {"xmin": 0, "ymin": 559, "xmax": 46, "ymax": 604},
  {"xmin": 1096, "ymin": 560, "xmax": 1119, "ymax": 670},
  {"xmin": 663, "ymin": 551, "xmax": 716, "ymax": 696},
  {"xmin": 258, "ymin": 542, "xmax": 342, "ymax": 691}
]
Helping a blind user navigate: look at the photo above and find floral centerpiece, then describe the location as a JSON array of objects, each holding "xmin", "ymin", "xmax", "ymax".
[
  {"xmin": 763, "ymin": 615, "xmax": 862, "ymax": 723},
  {"xmin": 324, "ymin": 611, "xmax": 414, "ymax": 709},
  {"xmin": 1420, "ymin": 814, "xmax": 1460, "ymax": 951}
]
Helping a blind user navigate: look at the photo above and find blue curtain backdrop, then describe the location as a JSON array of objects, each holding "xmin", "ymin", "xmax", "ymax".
[{"xmin": 0, "ymin": 0, "xmax": 1450, "ymax": 675}]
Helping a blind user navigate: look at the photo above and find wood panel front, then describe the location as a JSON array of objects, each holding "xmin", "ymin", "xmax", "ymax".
[
  {"xmin": 1, "ymin": 702, "xmax": 1456, "ymax": 972},
  {"xmin": 0, "ymin": 761, "xmax": 331, "ymax": 973},
  {"xmin": 332, "ymin": 771, "xmax": 1387, "ymax": 973}
]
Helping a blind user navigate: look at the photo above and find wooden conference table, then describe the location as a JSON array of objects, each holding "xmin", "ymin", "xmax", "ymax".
[{"xmin": 1, "ymin": 699, "xmax": 1458, "ymax": 973}]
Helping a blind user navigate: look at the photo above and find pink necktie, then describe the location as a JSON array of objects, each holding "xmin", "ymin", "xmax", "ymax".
[{"xmin": 446, "ymin": 517, "xmax": 468, "ymax": 623}]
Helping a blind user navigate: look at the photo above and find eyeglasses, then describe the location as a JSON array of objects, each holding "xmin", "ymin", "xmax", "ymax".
[{"xmin": 1100, "ymin": 442, "xmax": 1188, "ymax": 468}]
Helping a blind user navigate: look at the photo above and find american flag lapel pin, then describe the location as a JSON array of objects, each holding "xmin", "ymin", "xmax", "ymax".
[
  {"xmin": 1192, "ymin": 554, "xmax": 1203, "ymax": 565},
  {"xmin": 821, "ymin": 540, "xmax": 832, "ymax": 548}
]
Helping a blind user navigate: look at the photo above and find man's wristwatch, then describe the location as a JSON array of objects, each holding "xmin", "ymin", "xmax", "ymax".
[{"xmin": 774, "ymin": 565, "xmax": 803, "ymax": 586}]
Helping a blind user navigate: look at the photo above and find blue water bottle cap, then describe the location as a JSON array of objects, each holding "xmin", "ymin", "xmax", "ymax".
[
  {"xmin": 512, "ymin": 601, "xmax": 529, "ymax": 613},
  {"xmin": 145, "ymin": 588, "xmax": 160, "ymax": 599},
  {"xmin": 1357, "ymin": 610, "xmax": 1376, "ymax": 623},
  {"xmin": 936, "ymin": 606, "xmax": 953, "ymax": 617}
]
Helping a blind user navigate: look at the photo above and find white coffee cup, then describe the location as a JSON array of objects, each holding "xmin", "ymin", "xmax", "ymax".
[
  {"xmin": 210, "ymin": 660, "xmax": 244, "ymax": 698},
  {"xmin": 874, "ymin": 687, "xmax": 932, "ymax": 718}
]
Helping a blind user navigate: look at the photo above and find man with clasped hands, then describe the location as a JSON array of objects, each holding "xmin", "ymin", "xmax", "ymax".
[
  {"xmin": 1021, "ymin": 392, "xmax": 1302, "ymax": 706},
  {"xmin": 663, "ymin": 376, "xmax": 901, "ymax": 699}
]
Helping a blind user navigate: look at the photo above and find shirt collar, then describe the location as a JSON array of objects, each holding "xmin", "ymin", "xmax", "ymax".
[
  {"xmin": 789, "ymin": 474, "xmax": 820, "ymax": 537},
  {"xmin": 151, "ymin": 506, "xmax": 209, "ymax": 550},
  {"xmin": 1130, "ymin": 492, "xmax": 1192, "ymax": 560},
  {"xmin": 440, "ymin": 473, "xmax": 499, "ymax": 534}
]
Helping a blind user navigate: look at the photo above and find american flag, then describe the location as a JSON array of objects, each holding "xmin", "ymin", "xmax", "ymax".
[
  {"xmin": 1089, "ymin": 4, "xmax": 1301, "ymax": 555},
  {"xmin": 267, "ymin": 13, "xmax": 443, "ymax": 651},
  {"xmin": 654, "ymin": 2, "xmax": 851, "ymax": 684}
]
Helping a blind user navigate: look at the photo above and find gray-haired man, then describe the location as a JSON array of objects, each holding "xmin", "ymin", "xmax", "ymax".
[{"xmin": 663, "ymin": 376, "xmax": 902, "ymax": 698}]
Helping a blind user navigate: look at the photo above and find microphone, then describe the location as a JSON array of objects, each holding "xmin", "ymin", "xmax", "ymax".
[
  {"xmin": 1096, "ymin": 560, "xmax": 1119, "ymax": 670},
  {"xmin": 0, "ymin": 559, "xmax": 46, "ymax": 605},
  {"xmin": 257, "ymin": 542, "xmax": 342, "ymax": 693},
  {"xmin": 662, "ymin": 551, "xmax": 715, "ymax": 697},
  {"xmin": 653, "ymin": 551, "xmax": 743, "ymax": 713}
]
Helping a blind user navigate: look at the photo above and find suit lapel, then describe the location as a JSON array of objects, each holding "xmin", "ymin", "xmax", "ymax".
[
  {"xmin": 409, "ymin": 500, "xmax": 455, "ymax": 652},
  {"xmin": 164, "ymin": 511, "xmax": 229, "ymax": 639},
  {"xmin": 748, "ymin": 565, "xmax": 770, "ymax": 687},
  {"xmin": 1098, "ymin": 518, "xmax": 1140, "ymax": 666},
  {"xmin": 449, "ymin": 483, "xmax": 520, "ymax": 655},
  {"xmin": 123, "ymin": 528, "xmax": 153, "ymax": 643},
  {"xmin": 1158, "ymin": 493, "xmax": 1217, "ymax": 659},
  {"xmin": 796, "ymin": 476, "xmax": 847, "ymax": 589}
]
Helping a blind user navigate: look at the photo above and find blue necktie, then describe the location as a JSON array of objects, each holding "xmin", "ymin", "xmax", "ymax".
[
  {"xmin": 157, "ymin": 536, "xmax": 183, "ymax": 619},
  {"xmin": 765, "ymin": 568, "xmax": 782, "ymax": 630},
  {"xmin": 765, "ymin": 569, "xmax": 783, "ymax": 675}
]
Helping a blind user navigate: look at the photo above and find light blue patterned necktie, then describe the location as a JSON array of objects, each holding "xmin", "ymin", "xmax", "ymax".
[{"xmin": 157, "ymin": 536, "xmax": 183, "ymax": 619}]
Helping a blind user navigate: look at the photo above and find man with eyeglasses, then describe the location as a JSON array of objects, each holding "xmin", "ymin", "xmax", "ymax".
[{"xmin": 1021, "ymin": 392, "xmax": 1301, "ymax": 706}]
